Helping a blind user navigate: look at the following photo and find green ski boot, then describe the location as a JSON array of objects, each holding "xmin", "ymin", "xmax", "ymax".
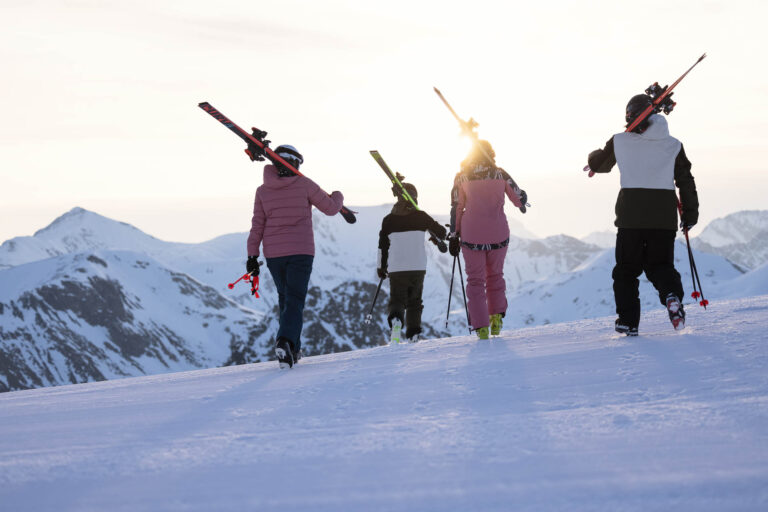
[
  {"xmin": 389, "ymin": 318, "xmax": 402, "ymax": 345},
  {"xmin": 490, "ymin": 314, "xmax": 503, "ymax": 336},
  {"xmin": 476, "ymin": 326, "xmax": 489, "ymax": 340}
]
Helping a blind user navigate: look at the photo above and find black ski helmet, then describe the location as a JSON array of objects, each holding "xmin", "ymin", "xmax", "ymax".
[
  {"xmin": 403, "ymin": 183, "xmax": 418, "ymax": 203},
  {"xmin": 274, "ymin": 144, "xmax": 304, "ymax": 176},
  {"xmin": 625, "ymin": 94, "xmax": 653, "ymax": 133}
]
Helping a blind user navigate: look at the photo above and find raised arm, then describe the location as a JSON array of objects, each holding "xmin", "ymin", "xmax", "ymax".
[{"xmin": 307, "ymin": 179, "xmax": 344, "ymax": 216}]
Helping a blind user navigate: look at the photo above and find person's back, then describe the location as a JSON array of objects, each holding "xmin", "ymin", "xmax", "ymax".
[
  {"xmin": 377, "ymin": 185, "xmax": 446, "ymax": 343},
  {"xmin": 587, "ymin": 97, "xmax": 699, "ymax": 335},
  {"xmin": 246, "ymin": 145, "xmax": 343, "ymax": 368},
  {"xmin": 248, "ymin": 164, "xmax": 343, "ymax": 259},
  {"xmin": 448, "ymin": 141, "xmax": 526, "ymax": 340},
  {"xmin": 454, "ymin": 166, "xmax": 516, "ymax": 246}
]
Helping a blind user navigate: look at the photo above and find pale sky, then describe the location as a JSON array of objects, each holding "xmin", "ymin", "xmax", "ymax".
[{"xmin": 1, "ymin": 0, "xmax": 766, "ymax": 243}]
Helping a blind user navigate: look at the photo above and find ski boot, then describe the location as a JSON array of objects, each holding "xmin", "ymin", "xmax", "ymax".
[
  {"xmin": 275, "ymin": 337, "xmax": 295, "ymax": 369},
  {"xmin": 405, "ymin": 327, "xmax": 422, "ymax": 344},
  {"xmin": 490, "ymin": 313, "xmax": 503, "ymax": 336},
  {"xmin": 615, "ymin": 319, "xmax": 638, "ymax": 337},
  {"xmin": 389, "ymin": 318, "xmax": 402, "ymax": 345},
  {"xmin": 665, "ymin": 293, "xmax": 686, "ymax": 331},
  {"xmin": 476, "ymin": 326, "xmax": 490, "ymax": 340}
]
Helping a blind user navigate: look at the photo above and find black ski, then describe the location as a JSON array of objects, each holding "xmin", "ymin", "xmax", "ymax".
[
  {"xmin": 369, "ymin": 150, "xmax": 447, "ymax": 253},
  {"xmin": 198, "ymin": 102, "xmax": 357, "ymax": 224}
]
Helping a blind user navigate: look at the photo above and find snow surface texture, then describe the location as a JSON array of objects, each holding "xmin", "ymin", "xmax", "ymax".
[{"xmin": 1, "ymin": 296, "xmax": 767, "ymax": 511}]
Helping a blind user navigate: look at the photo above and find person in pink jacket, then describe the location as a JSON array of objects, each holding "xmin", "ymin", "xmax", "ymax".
[
  {"xmin": 448, "ymin": 140, "xmax": 526, "ymax": 340},
  {"xmin": 246, "ymin": 144, "xmax": 344, "ymax": 367}
]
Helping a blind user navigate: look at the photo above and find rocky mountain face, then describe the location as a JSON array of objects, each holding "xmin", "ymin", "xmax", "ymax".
[{"xmin": 0, "ymin": 251, "xmax": 265, "ymax": 392}]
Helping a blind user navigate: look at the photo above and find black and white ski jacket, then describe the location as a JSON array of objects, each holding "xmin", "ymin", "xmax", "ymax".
[
  {"xmin": 378, "ymin": 202, "xmax": 446, "ymax": 273},
  {"xmin": 588, "ymin": 114, "xmax": 699, "ymax": 230}
]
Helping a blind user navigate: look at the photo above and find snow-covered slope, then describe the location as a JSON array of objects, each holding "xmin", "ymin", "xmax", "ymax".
[
  {"xmin": 714, "ymin": 262, "xmax": 768, "ymax": 299},
  {"xmin": 1, "ymin": 296, "xmax": 766, "ymax": 511},
  {"xmin": 580, "ymin": 229, "xmax": 616, "ymax": 248}
]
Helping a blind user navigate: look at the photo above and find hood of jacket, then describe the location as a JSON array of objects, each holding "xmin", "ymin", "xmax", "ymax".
[
  {"xmin": 638, "ymin": 114, "xmax": 671, "ymax": 141},
  {"xmin": 261, "ymin": 164, "xmax": 299, "ymax": 190},
  {"xmin": 390, "ymin": 200, "xmax": 417, "ymax": 216}
]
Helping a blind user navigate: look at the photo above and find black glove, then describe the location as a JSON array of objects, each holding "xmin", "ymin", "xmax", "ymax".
[
  {"xmin": 377, "ymin": 268, "xmax": 388, "ymax": 279},
  {"xmin": 517, "ymin": 189, "xmax": 528, "ymax": 214},
  {"xmin": 680, "ymin": 220, "xmax": 697, "ymax": 232},
  {"xmin": 246, "ymin": 256, "xmax": 260, "ymax": 276},
  {"xmin": 448, "ymin": 234, "xmax": 461, "ymax": 257}
]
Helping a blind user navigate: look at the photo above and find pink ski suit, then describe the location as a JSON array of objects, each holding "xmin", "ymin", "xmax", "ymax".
[
  {"xmin": 453, "ymin": 165, "xmax": 523, "ymax": 329},
  {"xmin": 247, "ymin": 165, "xmax": 344, "ymax": 258}
]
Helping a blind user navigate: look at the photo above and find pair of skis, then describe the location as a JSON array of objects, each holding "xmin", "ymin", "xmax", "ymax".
[{"xmin": 198, "ymin": 102, "xmax": 357, "ymax": 224}]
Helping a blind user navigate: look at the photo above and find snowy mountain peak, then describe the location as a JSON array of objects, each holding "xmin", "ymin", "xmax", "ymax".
[
  {"xmin": 34, "ymin": 206, "xmax": 149, "ymax": 239},
  {"xmin": 692, "ymin": 210, "xmax": 768, "ymax": 271},
  {"xmin": 695, "ymin": 210, "xmax": 768, "ymax": 247}
]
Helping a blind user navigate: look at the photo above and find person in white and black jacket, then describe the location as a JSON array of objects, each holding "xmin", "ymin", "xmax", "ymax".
[
  {"xmin": 588, "ymin": 94, "xmax": 699, "ymax": 336},
  {"xmin": 377, "ymin": 183, "xmax": 446, "ymax": 342}
]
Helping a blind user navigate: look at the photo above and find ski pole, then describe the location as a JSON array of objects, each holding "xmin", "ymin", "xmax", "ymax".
[
  {"xmin": 677, "ymin": 200, "xmax": 708, "ymax": 308},
  {"xmin": 227, "ymin": 272, "xmax": 260, "ymax": 298},
  {"xmin": 364, "ymin": 277, "xmax": 385, "ymax": 325},
  {"xmin": 445, "ymin": 255, "xmax": 457, "ymax": 328},
  {"xmin": 456, "ymin": 255, "xmax": 472, "ymax": 333}
]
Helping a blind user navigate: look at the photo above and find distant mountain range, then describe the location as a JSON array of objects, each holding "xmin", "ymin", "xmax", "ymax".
[{"xmin": 1, "ymin": 206, "xmax": 766, "ymax": 392}]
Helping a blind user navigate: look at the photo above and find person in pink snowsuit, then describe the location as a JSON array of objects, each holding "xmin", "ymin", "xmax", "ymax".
[{"xmin": 448, "ymin": 140, "xmax": 527, "ymax": 339}]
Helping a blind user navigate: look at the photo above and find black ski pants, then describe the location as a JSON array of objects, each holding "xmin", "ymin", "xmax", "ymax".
[
  {"xmin": 387, "ymin": 270, "xmax": 425, "ymax": 338},
  {"xmin": 612, "ymin": 228, "xmax": 683, "ymax": 328}
]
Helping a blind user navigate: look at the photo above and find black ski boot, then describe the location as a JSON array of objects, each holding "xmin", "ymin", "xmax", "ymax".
[
  {"xmin": 615, "ymin": 319, "xmax": 638, "ymax": 337},
  {"xmin": 275, "ymin": 337, "xmax": 295, "ymax": 369},
  {"xmin": 665, "ymin": 293, "xmax": 686, "ymax": 331}
]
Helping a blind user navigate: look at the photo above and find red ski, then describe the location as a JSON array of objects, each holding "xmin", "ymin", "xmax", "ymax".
[
  {"xmin": 198, "ymin": 102, "xmax": 357, "ymax": 224},
  {"xmin": 584, "ymin": 53, "xmax": 706, "ymax": 176}
]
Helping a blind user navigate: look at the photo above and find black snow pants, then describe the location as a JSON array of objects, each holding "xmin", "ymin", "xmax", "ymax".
[
  {"xmin": 387, "ymin": 270, "xmax": 425, "ymax": 339},
  {"xmin": 612, "ymin": 228, "xmax": 684, "ymax": 328}
]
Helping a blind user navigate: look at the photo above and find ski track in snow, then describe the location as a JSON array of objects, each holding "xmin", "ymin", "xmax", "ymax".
[{"xmin": 1, "ymin": 297, "xmax": 767, "ymax": 511}]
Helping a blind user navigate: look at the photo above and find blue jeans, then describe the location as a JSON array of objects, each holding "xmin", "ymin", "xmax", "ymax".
[{"xmin": 266, "ymin": 254, "xmax": 314, "ymax": 352}]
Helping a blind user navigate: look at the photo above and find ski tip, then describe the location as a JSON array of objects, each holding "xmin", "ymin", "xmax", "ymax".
[
  {"xmin": 699, "ymin": 52, "xmax": 707, "ymax": 61},
  {"xmin": 198, "ymin": 101, "xmax": 209, "ymax": 107}
]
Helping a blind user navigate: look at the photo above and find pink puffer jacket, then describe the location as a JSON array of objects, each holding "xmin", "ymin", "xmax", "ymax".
[{"xmin": 247, "ymin": 165, "xmax": 343, "ymax": 258}]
